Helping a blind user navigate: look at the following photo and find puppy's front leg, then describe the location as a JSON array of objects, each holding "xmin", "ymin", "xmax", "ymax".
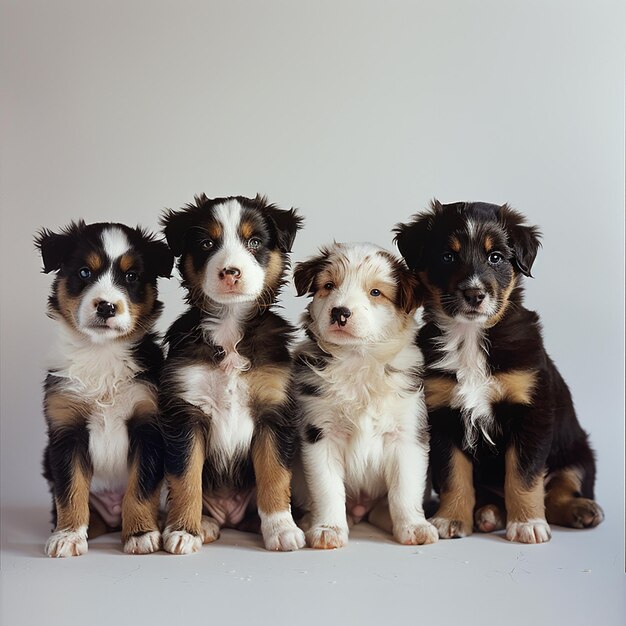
[
  {"xmin": 504, "ymin": 446, "xmax": 551, "ymax": 544},
  {"xmin": 252, "ymin": 428, "xmax": 305, "ymax": 551},
  {"xmin": 302, "ymin": 436, "xmax": 349, "ymax": 549},
  {"xmin": 45, "ymin": 424, "xmax": 92, "ymax": 557},
  {"xmin": 122, "ymin": 415, "xmax": 164, "ymax": 554},
  {"xmin": 383, "ymin": 436, "xmax": 438, "ymax": 545}
]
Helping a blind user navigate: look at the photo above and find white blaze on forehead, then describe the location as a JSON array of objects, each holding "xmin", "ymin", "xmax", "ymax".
[
  {"xmin": 465, "ymin": 219, "xmax": 477, "ymax": 240},
  {"xmin": 101, "ymin": 227, "xmax": 131, "ymax": 261},
  {"xmin": 213, "ymin": 199, "xmax": 243, "ymax": 246},
  {"xmin": 329, "ymin": 243, "xmax": 396, "ymax": 287}
]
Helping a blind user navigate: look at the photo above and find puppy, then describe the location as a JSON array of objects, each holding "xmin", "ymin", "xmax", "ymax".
[
  {"xmin": 292, "ymin": 242, "xmax": 438, "ymax": 548},
  {"xmin": 394, "ymin": 200, "xmax": 604, "ymax": 543},
  {"xmin": 36, "ymin": 221, "xmax": 173, "ymax": 556},
  {"xmin": 159, "ymin": 194, "xmax": 305, "ymax": 553}
]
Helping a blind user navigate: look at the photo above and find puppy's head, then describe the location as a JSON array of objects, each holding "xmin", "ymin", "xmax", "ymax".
[
  {"xmin": 35, "ymin": 221, "xmax": 173, "ymax": 342},
  {"xmin": 394, "ymin": 200, "xmax": 541, "ymax": 325},
  {"xmin": 294, "ymin": 242, "xmax": 421, "ymax": 346},
  {"xmin": 162, "ymin": 194, "xmax": 302, "ymax": 308}
]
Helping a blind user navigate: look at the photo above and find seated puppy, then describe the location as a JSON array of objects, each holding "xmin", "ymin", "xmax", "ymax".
[
  {"xmin": 159, "ymin": 194, "xmax": 305, "ymax": 553},
  {"xmin": 36, "ymin": 221, "xmax": 173, "ymax": 556},
  {"xmin": 293, "ymin": 243, "xmax": 438, "ymax": 548},
  {"xmin": 394, "ymin": 200, "xmax": 604, "ymax": 543}
]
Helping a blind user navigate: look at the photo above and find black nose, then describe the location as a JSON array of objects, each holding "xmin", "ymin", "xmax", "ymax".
[
  {"xmin": 331, "ymin": 307, "xmax": 352, "ymax": 327},
  {"xmin": 96, "ymin": 301, "xmax": 116, "ymax": 318},
  {"xmin": 220, "ymin": 267, "xmax": 242, "ymax": 278},
  {"xmin": 462, "ymin": 289, "xmax": 486, "ymax": 307}
]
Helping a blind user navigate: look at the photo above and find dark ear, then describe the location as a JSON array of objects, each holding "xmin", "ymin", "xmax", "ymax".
[
  {"xmin": 142, "ymin": 236, "xmax": 175, "ymax": 278},
  {"xmin": 395, "ymin": 264, "xmax": 424, "ymax": 314},
  {"xmin": 498, "ymin": 205, "xmax": 541, "ymax": 277},
  {"xmin": 293, "ymin": 253, "xmax": 328, "ymax": 296},
  {"xmin": 258, "ymin": 195, "xmax": 303, "ymax": 253},
  {"xmin": 161, "ymin": 208, "xmax": 194, "ymax": 257},
  {"xmin": 34, "ymin": 220, "xmax": 84, "ymax": 273},
  {"xmin": 393, "ymin": 216, "xmax": 432, "ymax": 272}
]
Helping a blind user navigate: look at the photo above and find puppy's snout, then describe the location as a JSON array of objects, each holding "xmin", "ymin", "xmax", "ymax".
[
  {"xmin": 331, "ymin": 306, "xmax": 352, "ymax": 327},
  {"xmin": 220, "ymin": 267, "xmax": 242, "ymax": 287},
  {"xmin": 462, "ymin": 289, "xmax": 486, "ymax": 307},
  {"xmin": 95, "ymin": 301, "xmax": 116, "ymax": 319}
]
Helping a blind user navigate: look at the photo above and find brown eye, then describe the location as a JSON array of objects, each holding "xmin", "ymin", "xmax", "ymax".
[
  {"xmin": 442, "ymin": 252, "xmax": 455, "ymax": 263},
  {"xmin": 200, "ymin": 239, "xmax": 214, "ymax": 250},
  {"xmin": 488, "ymin": 252, "xmax": 503, "ymax": 265},
  {"xmin": 323, "ymin": 282, "xmax": 334, "ymax": 290},
  {"xmin": 78, "ymin": 267, "xmax": 92, "ymax": 280},
  {"xmin": 125, "ymin": 271, "xmax": 139, "ymax": 283},
  {"xmin": 370, "ymin": 289, "xmax": 381, "ymax": 297}
]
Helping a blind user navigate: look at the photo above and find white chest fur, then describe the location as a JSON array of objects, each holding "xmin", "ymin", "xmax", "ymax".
[
  {"xmin": 433, "ymin": 319, "xmax": 497, "ymax": 448},
  {"xmin": 177, "ymin": 363, "xmax": 255, "ymax": 471},
  {"xmin": 50, "ymin": 329, "xmax": 152, "ymax": 492}
]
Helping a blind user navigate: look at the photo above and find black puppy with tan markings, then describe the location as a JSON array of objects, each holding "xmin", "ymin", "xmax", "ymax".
[
  {"xmin": 159, "ymin": 194, "xmax": 305, "ymax": 554},
  {"xmin": 394, "ymin": 200, "xmax": 604, "ymax": 543},
  {"xmin": 36, "ymin": 221, "xmax": 173, "ymax": 556}
]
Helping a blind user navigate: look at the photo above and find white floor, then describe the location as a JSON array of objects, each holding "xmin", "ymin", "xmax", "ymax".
[{"xmin": 1, "ymin": 502, "xmax": 624, "ymax": 626}]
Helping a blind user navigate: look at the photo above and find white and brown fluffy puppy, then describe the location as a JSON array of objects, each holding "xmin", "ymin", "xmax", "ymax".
[
  {"xmin": 36, "ymin": 221, "xmax": 173, "ymax": 557},
  {"xmin": 159, "ymin": 194, "xmax": 305, "ymax": 554},
  {"xmin": 292, "ymin": 242, "xmax": 438, "ymax": 548}
]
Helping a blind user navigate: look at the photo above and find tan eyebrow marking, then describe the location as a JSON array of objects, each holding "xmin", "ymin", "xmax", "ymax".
[
  {"xmin": 86, "ymin": 252, "xmax": 103, "ymax": 271},
  {"xmin": 449, "ymin": 236, "xmax": 461, "ymax": 253},
  {"xmin": 484, "ymin": 235, "xmax": 493, "ymax": 252},
  {"xmin": 119, "ymin": 253, "xmax": 135, "ymax": 273},
  {"xmin": 240, "ymin": 220, "xmax": 255, "ymax": 241}
]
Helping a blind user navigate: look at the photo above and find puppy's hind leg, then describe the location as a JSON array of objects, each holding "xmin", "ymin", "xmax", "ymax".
[{"xmin": 545, "ymin": 467, "xmax": 604, "ymax": 529}]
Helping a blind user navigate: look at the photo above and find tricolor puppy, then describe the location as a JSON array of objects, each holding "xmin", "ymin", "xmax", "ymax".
[
  {"xmin": 159, "ymin": 194, "xmax": 305, "ymax": 553},
  {"xmin": 36, "ymin": 221, "xmax": 173, "ymax": 556},
  {"xmin": 293, "ymin": 243, "xmax": 438, "ymax": 548},
  {"xmin": 394, "ymin": 200, "xmax": 604, "ymax": 543}
]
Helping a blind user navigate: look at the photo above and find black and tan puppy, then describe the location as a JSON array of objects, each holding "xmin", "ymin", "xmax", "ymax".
[
  {"xmin": 36, "ymin": 221, "xmax": 173, "ymax": 556},
  {"xmin": 159, "ymin": 194, "xmax": 305, "ymax": 553},
  {"xmin": 394, "ymin": 200, "xmax": 604, "ymax": 543}
]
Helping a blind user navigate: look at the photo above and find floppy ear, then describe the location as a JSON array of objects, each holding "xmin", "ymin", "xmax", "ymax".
[
  {"xmin": 142, "ymin": 237, "xmax": 175, "ymax": 278},
  {"xmin": 498, "ymin": 205, "xmax": 541, "ymax": 277},
  {"xmin": 161, "ymin": 208, "xmax": 195, "ymax": 257},
  {"xmin": 34, "ymin": 220, "xmax": 84, "ymax": 273},
  {"xmin": 293, "ymin": 254, "xmax": 328, "ymax": 296},
  {"xmin": 258, "ymin": 195, "xmax": 303, "ymax": 253},
  {"xmin": 393, "ymin": 215, "xmax": 431, "ymax": 272},
  {"xmin": 395, "ymin": 264, "xmax": 424, "ymax": 314}
]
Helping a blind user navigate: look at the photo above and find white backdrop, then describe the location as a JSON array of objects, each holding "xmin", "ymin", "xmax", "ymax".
[{"xmin": 1, "ymin": 1, "xmax": 624, "ymax": 527}]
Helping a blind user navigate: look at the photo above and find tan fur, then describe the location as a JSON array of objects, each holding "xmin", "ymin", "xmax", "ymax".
[
  {"xmin": 239, "ymin": 220, "xmax": 255, "ymax": 241},
  {"xmin": 485, "ymin": 275, "xmax": 517, "ymax": 328},
  {"xmin": 246, "ymin": 365, "xmax": 289, "ymax": 407},
  {"xmin": 45, "ymin": 392, "xmax": 89, "ymax": 427},
  {"xmin": 119, "ymin": 253, "xmax": 135, "ymax": 273},
  {"xmin": 54, "ymin": 458, "xmax": 92, "ymax": 531},
  {"xmin": 252, "ymin": 429, "xmax": 291, "ymax": 514},
  {"xmin": 86, "ymin": 252, "xmax": 103, "ymax": 272},
  {"xmin": 206, "ymin": 221, "xmax": 222, "ymax": 241},
  {"xmin": 56, "ymin": 279, "xmax": 80, "ymax": 329},
  {"xmin": 484, "ymin": 235, "xmax": 493, "ymax": 252},
  {"xmin": 424, "ymin": 376, "xmax": 456, "ymax": 409},
  {"xmin": 122, "ymin": 458, "xmax": 161, "ymax": 541},
  {"xmin": 504, "ymin": 447, "xmax": 545, "ymax": 522},
  {"xmin": 434, "ymin": 447, "xmax": 475, "ymax": 529},
  {"xmin": 165, "ymin": 436, "xmax": 205, "ymax": 535},
  {"xmin": 449, "ymin": 236, "xmax": 461, "ymax": 253},
  {"xmin": 263, "ymin": 249, "xmax": 284, "ymax": 294},
  {"xmin": 493, "ymin": 370, "xmax": 537, "ymax": 405}
]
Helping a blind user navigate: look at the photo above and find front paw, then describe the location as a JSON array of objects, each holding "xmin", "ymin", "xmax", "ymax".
[
  {"xmin": 506, "ymin": 519, "xmax": 551, "ymax": 544},
  {"xmin": 123, "ymin": 530, "xmax": 161, "ymax": 554},
  {"xmin": 261, "ymin": 512, "xmax": 305, "ymax": 551},
  {"xmin": 474, "ymin": 504, "xmax": 506, "ymax": 533},
  {"xmin": 45, "ymin": 527, "xmax": 88, "ymax": 558},
  {"xmin": 306, "ymin": 524, "xmax": 349, "ymax": 549},
  {"xmin": 562, "ymin": 498, "xmax": 605, "ymax": 529},
  {"xmin": 162, "ymin": 527, "xmax": 202, "ymax": 554},
  {"xmin": 200, "ymin": 515, "xmax": 221, "ymax": 544},
  {"xmin": 394, "ymin": 520, "xmax": 439, "ymax": 545},
  {"xmin": 430, "ymin": 515, "xmax": 473, "ymax": 539}
]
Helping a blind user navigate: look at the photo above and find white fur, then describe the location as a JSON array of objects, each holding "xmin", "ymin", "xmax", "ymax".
[
  {"xmin": 259, "ymin": 509, "xmax": 306, "ymax": 551},
  {"xmin": 123, "ymin": 530, "xmax": 161, "ymax": 554},
  {"xmin": 201, "ymin": 200, "xmax": 265, "ymax": 304},
  {"xmin": 506, "ymin": 519, "xmax": 552, "ymax": 544},
  {"xmin": 176, "ymin": 363, "xmax": 254, "ymax": 473},
  {"xmin": 45, "ymin": 525, "xmax": 88, "ymax": 557},
  {"xmin": 162, "ymin": 527, "xmax": 202, "ymax": 554},
  {"xmin": 101, "ymin": 227, "xmax": 131, "ymax": 261},
  {"xmin": 433, "ymin": 317, "xmax": 498, "ymax": 449},
  {"xmin": 296, "ymin": 243, "xmax": 435, "ymax": 547}
]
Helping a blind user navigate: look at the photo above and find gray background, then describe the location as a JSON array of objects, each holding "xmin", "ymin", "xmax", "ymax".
[{"xmin": 1, "ymin": 1, "xmax": 624, "ymax": 625}]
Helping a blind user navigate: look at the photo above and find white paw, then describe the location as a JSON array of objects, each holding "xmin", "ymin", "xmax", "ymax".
[
  {"xmin": 260, "ymin": 511, "xmax": 305, "ymax": 551},
  {"xmin": 123, "ymin": 530, "xmax": 161, "ymax": 554},
  {"xmin": 45, "ymin": 527, "xmax": 88, "ymax": 558},
  {"xmin": 506, "ymin": 519, "xmax": 551, "ymax": 544},
  {"xmin": 394, "ymin": 520, "xmax": 439, "ymax": 545},
  {"xmin": 162, "ymin": 527, "xmax": 202, "ymax": 554},
  {"xmin": 200, "ymin": 515, "xmax": 220, "ymax": 544},
  {"xmin": 306, "ymin": 524, "xmax": 349, "ymax": 550},
  {"xmin": 429, "ymin": 515, "xmax": 473, "ymax": 539}
]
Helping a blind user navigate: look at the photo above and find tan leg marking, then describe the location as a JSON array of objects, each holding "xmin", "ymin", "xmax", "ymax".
[
  {"xmin": 252, "ymin": 429, "xmax": 291, "ymax": 514},
  {"xmin": 431, "ymin": 447, "xmax": 475, "ymax": 538},
  {"xmin": 246, "ymin": 365, "xmax": 290, "ymax": 407},
  {"xmin": 545, "ymin": 467, "xmax": 604, "ymax": 529},
  {"xmin": 424, "ymin": 376, "xmax": 456, "ymax": 410},
  {"xmin": 492, "ymin": 370, "xmax": 537, "ymax": 405}
]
